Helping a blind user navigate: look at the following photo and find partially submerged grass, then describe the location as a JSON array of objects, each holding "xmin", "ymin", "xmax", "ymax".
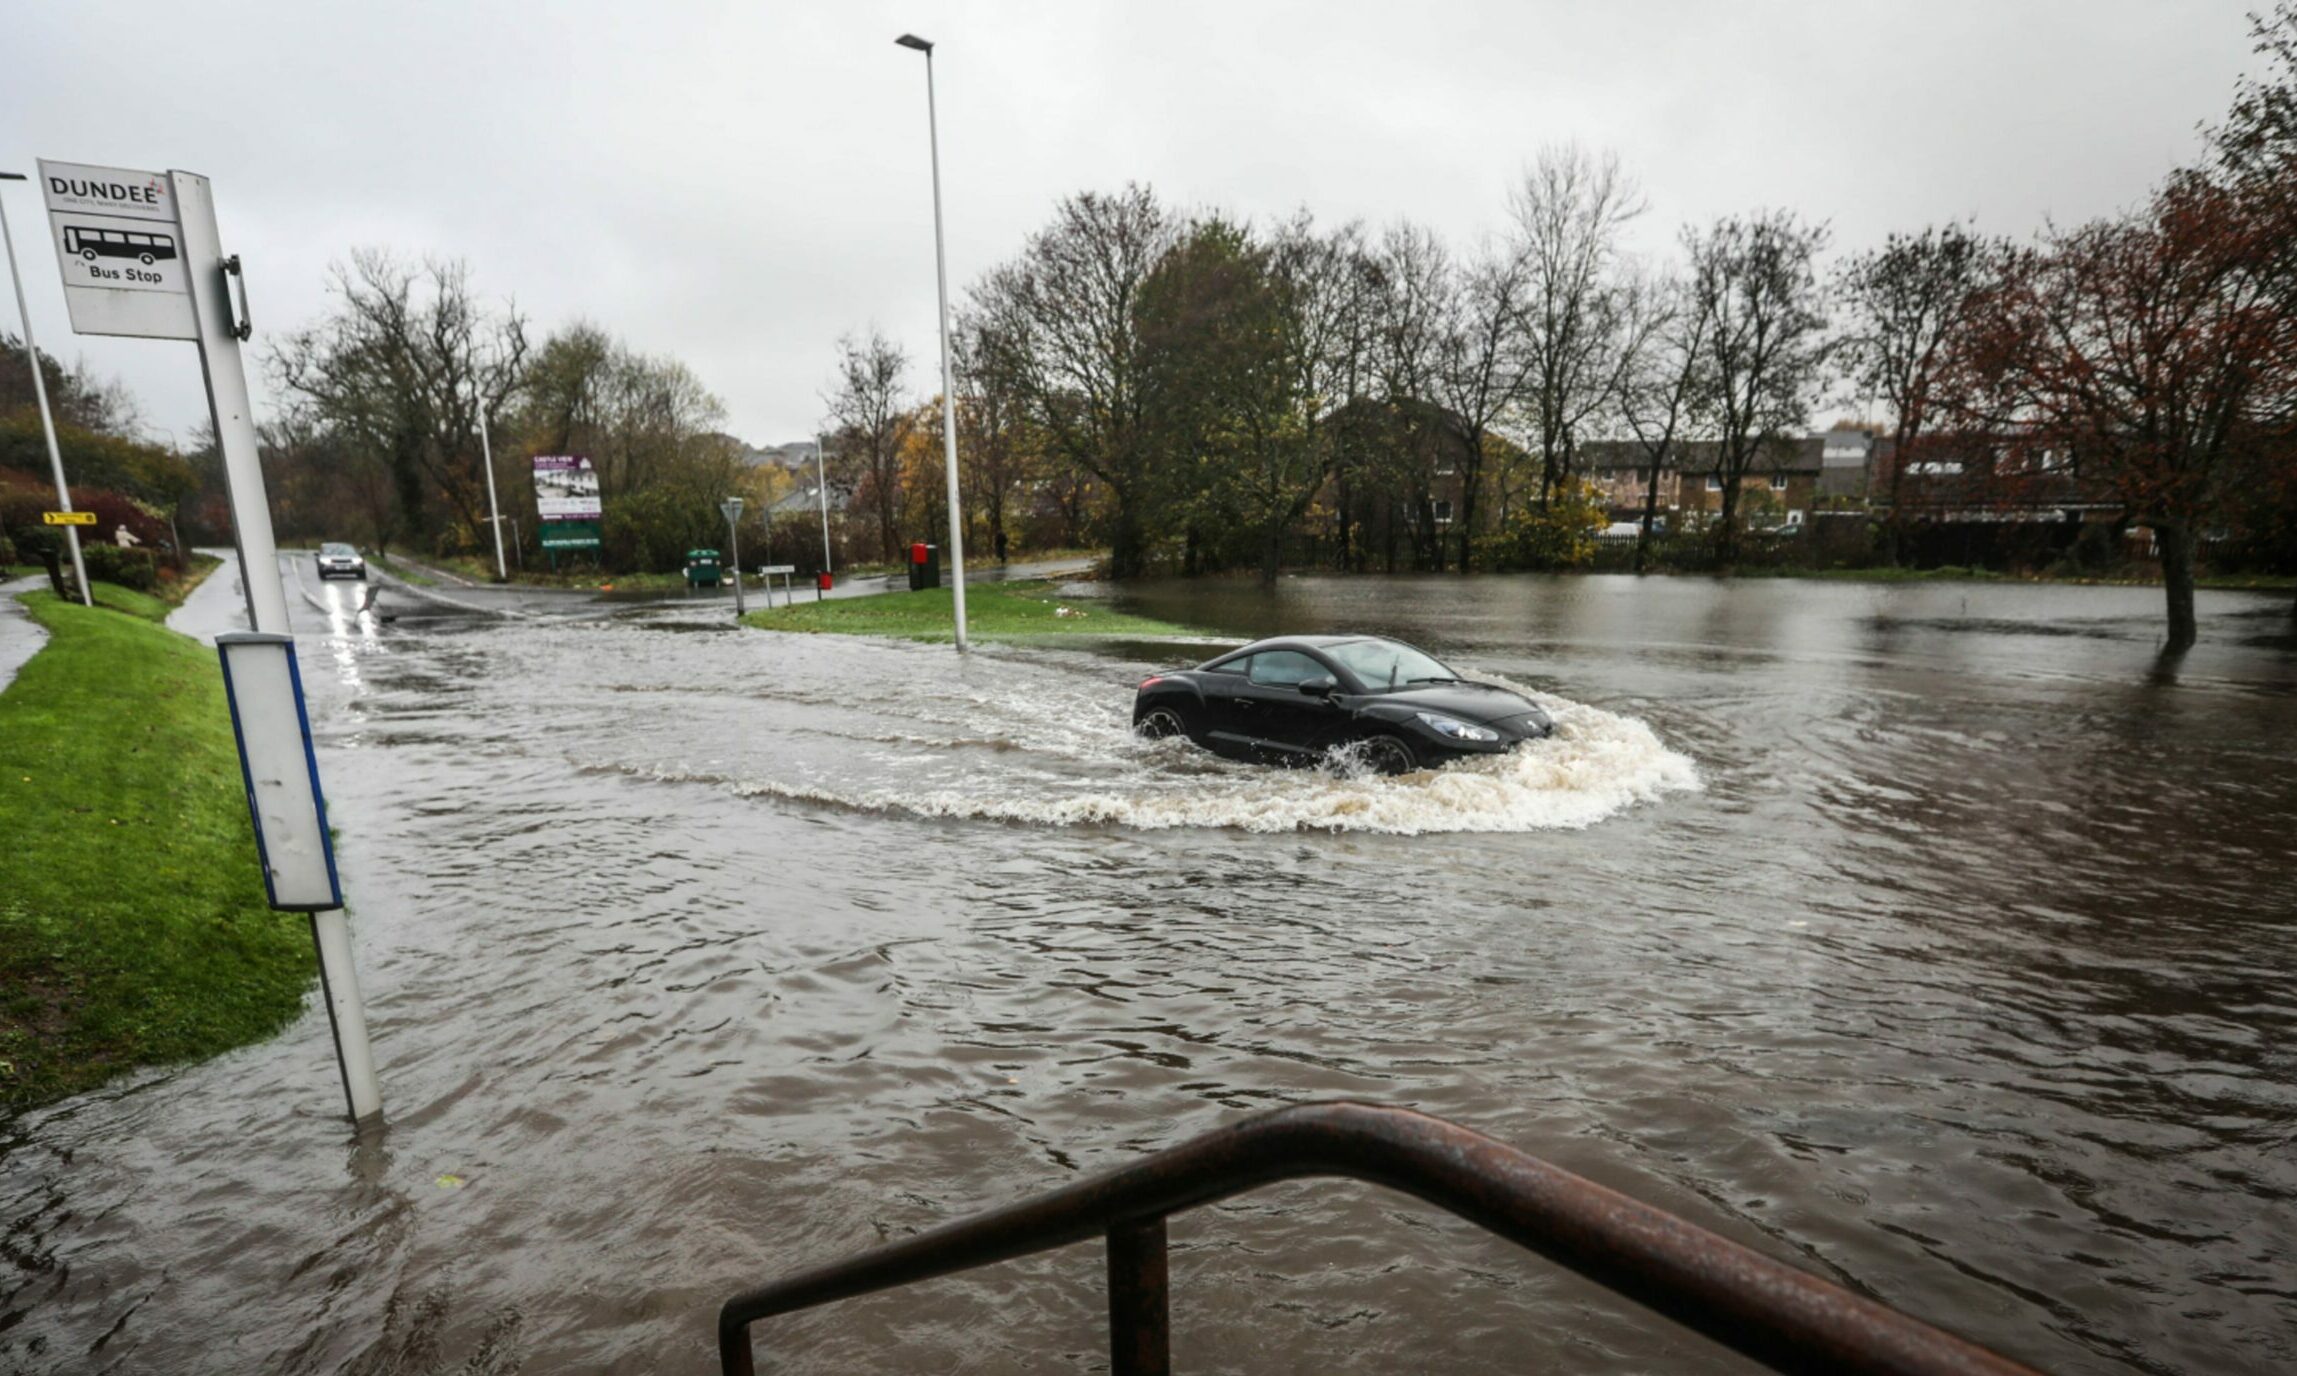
[
  {"xmin": 0, "ymin": 586, "xmax": 311, "ymax": 1116},
  {"xmin": 743, "ymin": 581, "xmax": 1203, "ymax": 641}
]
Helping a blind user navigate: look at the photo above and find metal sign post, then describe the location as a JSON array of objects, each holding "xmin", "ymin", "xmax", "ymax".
[
  {"xmin": 0, "ymin": 172, "xmax": 92, "ymax": 606},
  {"xmin": 36, "ymin": 158, "xmax": 381, "ymax": 1124},
  {"xmin": 721, "ymin": 496, "xmax": 746, "ymax": 617}
]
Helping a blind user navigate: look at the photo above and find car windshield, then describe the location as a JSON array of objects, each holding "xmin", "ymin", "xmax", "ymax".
[
  {"xmin": 321, "ymin": 544, "xmax": 355, "ymax": 556},
  {"xmin": 1323, "ymin": 638, "xmax": 1457, "ymax": 690}
]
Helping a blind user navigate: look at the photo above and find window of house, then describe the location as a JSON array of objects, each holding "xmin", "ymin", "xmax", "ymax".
[
  {"xmin": 1704, "ymin": 475, "xmax": 1720, "ymax": 492},
  {"xmin": 1770, "ymin": 474, "xmax": 1788, "ymax": 491},
  {"xmin": 1433, "ymin": 500, "xmax": 1453, "ymax": 524}
]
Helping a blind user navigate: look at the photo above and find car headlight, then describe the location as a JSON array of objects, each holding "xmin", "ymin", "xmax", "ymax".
[{"xmin": 1415, "ymin": 711, "xmax": 1499, "ymax": 742}]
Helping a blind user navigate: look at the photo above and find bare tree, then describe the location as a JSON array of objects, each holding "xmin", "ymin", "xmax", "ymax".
[
  {"xmin": 270, "ymin": 251, "xmax": 528, "ymax": 550},
  {"xmin": 1368, "ymin": 220, "xmax": 1456, "ymax": 570},
  {"xmin": 972, "ymin": 184, "xmax": 1178, "ymax": 577},
  {"xmin": 1835, "ymin": 223, "xmax": 2010, "ymax": 563},
  {"xmin": 1510, "ymin": 144, "xmax": 1646, "ymax": 509},
  {"xmin": 1273, "ymin": 215, "xmax": 1381, "ymax": 573},
  {"xmin": 1433, "ymin": 241, "xmax": 1531, "ymax": 570},
  {"xmin": 1615, "ymin": 271, "xmax": 1712, "ymax": 572},
  {"xmin": 1682, "ymin": 212, "xmax": 1831, "ymax": 563},
  {"xmin": 952, "ymin": 314, "xmax": 1034, "ymax": 564},
  {"xmin": 823, "ymin": 329, "xmax": 913, "ymax": 562}
]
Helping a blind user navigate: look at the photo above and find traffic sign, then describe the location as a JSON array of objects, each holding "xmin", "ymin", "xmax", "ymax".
[
  {"xmin": 37, "ymin": 159, "xmax": 196, "ymax": 340},
  {"xmin": 759, "ymin": 564, "xmax": 796, "ymax": 575},
  {"xmin": 43, "ymin": 510, "xmax": 97, "ymax": 526}
]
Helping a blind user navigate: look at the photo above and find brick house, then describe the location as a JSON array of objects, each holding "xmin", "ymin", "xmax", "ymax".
[{"xmin": 1578, "ymin": 435, "xmax": 1825, "ymax": 530}]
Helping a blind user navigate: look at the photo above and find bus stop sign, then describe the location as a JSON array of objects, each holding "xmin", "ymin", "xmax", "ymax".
[{"xmin": 37, "ymin": 159, "xmax": 196, "ymax": 341}]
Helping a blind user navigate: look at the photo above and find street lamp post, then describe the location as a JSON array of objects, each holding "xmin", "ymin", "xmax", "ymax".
[
  {"xmin": 477, "ymin": 403, "xmax": 506, "ymax": 582},
  {"xmin": 721, "ymin": 496, "xmax": 746, "ymax": 617},
  {"xmin": 895, "ymin": 33, "xmax": 968, "ymax": 652},
  {"xmin": 815, "ymin": 436, "xmax": 833, "ymax": 577},
  {"xmin": 0, "ymin": 172, "xmax": 91, "ymax": 607}
]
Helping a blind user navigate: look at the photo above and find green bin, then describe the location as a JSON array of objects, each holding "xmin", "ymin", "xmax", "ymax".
[{"xmin": 685, "ymin": 548, "xmax": 723, "ymax": 588}]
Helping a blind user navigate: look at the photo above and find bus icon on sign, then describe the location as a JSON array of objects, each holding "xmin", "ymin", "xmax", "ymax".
[{"xmin": 63, "ymin": 226, "xmax": 177, "ymax": 267}]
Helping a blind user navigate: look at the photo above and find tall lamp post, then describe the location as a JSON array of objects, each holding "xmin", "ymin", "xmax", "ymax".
[
  {"xmin": 721, "ymin": 495, "xmax": 746, "ymax": 617},
  {"xmin": 477, "ymin": 402, "xmax": 507, "ymax": 582},
  {"xmin": 814, "ymin": 436, "xmax": 833, "ymax": 577},
  {"xmin": 895, "ymin": 32, "xmax": 968, "ymax": 652},
  {"xmin": 0, "ymin": 171, "xmax": 91, "ymax": 606}
]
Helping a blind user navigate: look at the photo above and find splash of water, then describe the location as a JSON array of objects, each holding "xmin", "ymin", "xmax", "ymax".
[{"xmin": 709, "ymin": 691, "xmax": 1698, "ymax": 835}]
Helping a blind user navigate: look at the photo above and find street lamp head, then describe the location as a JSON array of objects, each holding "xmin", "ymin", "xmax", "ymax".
[{"xmin": 895, "ymin": 33, "xmax": 933, "ymax": 52}]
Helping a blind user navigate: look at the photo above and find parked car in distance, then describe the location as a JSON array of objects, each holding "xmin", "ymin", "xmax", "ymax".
[
  {"xmin": 1133, "ymin": 635, "xmax": 1554, "ymax": 775},
  {"xmin": 315, "ymin": 542, "xmax": 366, "ymax": 580}
]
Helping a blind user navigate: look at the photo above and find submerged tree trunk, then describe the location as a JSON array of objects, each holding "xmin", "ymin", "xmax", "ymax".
[
  {"xmin": 1634, "ymin": 454, "xmax": 1665, "ymax": 575},
  {"xmin": 1108, "ymin": 500, "xmax": 1149, "ymax": 581},
  {"xmin": 2156, "ymin": 520, "xmax": 2198, "ymax": 652}
]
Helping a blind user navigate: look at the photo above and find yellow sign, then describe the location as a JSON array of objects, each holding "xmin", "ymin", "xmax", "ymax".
[{"xmin": 43, "ymin": 511, "xmax": 98, "ymax": 526}]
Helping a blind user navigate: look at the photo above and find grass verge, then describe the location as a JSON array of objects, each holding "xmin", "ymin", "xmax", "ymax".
[
  {"xmin": 743, "ymin": 581, "xmax": 1203, "ymax": 641},
  {"xmin": 0, "ymin": 586, "xmax": 311, "ymax": 1116}
]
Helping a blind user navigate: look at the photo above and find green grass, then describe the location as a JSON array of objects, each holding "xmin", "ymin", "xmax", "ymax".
[
  {"xmin": 371, "ymin": 553, "xmax": 438, "ymax": 587},
  {"xmin": 0, "ymin": 586, "xmax": 312, "ymax": 1116},
  {"xmin": 743, "ymin": 581, "xmax": 1203, "ymax": 641}
]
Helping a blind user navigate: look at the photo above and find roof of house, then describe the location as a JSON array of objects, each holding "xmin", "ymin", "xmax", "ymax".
[{"xmin": 1578, "ymin": 435, "xmax": 1827, "ymax": 475}]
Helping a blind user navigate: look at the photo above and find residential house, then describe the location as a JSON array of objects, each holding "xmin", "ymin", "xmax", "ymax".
[{"xmin": 1578, "ymin": 435, "xmax": 1823, "ymax": 530}]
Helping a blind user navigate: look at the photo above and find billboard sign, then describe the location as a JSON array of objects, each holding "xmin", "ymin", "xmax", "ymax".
[
  {"xmin": 532, "ymin": 454, "xmax": 601, "ymax": 521},
  {"xmin": 539, "ymin": 520, "xmax": 601, "ymax": 550}
]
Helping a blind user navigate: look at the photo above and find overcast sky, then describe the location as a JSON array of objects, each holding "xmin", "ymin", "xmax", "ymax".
[{"xmin": 0, "ymin": 0, "xmax": 2267, "ymax": 448}]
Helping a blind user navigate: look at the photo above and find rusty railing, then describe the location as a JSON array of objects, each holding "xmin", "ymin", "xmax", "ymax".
[{"xmin": 718, "ymin": 1101, "xmax": 2042, "ymax": 1376}]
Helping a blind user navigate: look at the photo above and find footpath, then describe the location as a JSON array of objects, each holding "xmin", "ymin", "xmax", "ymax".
[{"xmin": 0, "ymin": 573, "xmax": 52, "ymax": 696}]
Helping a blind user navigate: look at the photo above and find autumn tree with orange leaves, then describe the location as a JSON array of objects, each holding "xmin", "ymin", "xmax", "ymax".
[{"xmin": 1957, "ymin": 167, "xmax": 2295, "ymax": 650}]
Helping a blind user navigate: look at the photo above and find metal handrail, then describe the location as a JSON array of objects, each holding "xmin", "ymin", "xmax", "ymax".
[{"xmin": 718, "ymin": 1101, "xmax": 2043, "ymax": 1376}]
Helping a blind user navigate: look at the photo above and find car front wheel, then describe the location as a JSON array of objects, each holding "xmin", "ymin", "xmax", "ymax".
[{"xmin": 1354, "ymin": 733, "xmax": 1418, "ymax": 776}]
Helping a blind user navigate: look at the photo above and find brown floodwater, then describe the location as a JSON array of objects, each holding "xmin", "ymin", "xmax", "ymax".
[{"xmin": 2, "ymin": 563, "xmax": 2293, "ymax": 1374}]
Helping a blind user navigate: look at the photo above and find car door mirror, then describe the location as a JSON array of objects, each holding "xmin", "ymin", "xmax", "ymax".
[{"xmin": 1298, "ymin": 675, "xmax": 1338, "ymax": 697}]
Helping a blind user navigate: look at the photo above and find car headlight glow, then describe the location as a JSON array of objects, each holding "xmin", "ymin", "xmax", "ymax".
[{"xmin": 1415, "ymin": 711, "xmax": 1499, "ymax": 742}]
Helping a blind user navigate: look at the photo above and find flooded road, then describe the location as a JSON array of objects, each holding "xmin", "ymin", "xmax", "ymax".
[{"xmin": 4, "ymin": 564, "xmax": 2294, "ymax": 1374}]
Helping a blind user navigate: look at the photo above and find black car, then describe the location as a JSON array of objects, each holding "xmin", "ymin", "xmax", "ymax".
[{"xmin": 1132, "ymin": 635, "xmax": 1554, "ymax": 774}]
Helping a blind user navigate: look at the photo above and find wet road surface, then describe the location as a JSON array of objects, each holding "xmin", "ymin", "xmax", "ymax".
[{"xmin": 5, "ymin": 562, "xmax": 2294, "ymax": 1374}]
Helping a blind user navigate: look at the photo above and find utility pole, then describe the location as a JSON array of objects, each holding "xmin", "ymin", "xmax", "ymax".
[{"xmin": 0, "ymin": 172, "xmax": 91, "ymax": 606}]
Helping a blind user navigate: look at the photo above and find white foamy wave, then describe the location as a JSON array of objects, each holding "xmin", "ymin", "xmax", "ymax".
[{"xmin": 723, "ymin": 694, "xmax": 1698, "ymax": 835}]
